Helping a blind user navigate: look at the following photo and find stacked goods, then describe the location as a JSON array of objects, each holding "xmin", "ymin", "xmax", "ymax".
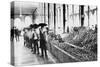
[
  {"xmin": 51, "ymin": 41, "xmax": 97, "ymax": 61},
  {"xmin": 49, "ymin": 26, "xmax": 97, "ymax": 61},
  {"xmin": 69, "ymin": 27, "xmax": 88, "ymax": 47},
  {"xmin": 62, "ymin": 27, "xmax": 87, "ymax": 46},
  {"xmin": 49, "ymin": 32, "xmax": 56, "ymax": 38},
  {"xmin": 63, "ymin": 45, "xmax": 97, "ymax": 61},
  {"xmin": 62, "ymin": 27, "xmax": 82, "ymax": 42},
  {"xmin": 49, "ymin": 32, "xmax": 57, "ymax": 40},
  {"xmin": 49, "ymin": 32, "xmax": 64, "ymax": 43},
  {"xmin": 62, "ymin": 31, "xmax": 76, "ymax": 43},
  {"xmin": 71, "ymin": 27, "xmax": 97, "ymax": 53},
  {"xmin": 81, "ymin": 29, "xmax": 97, "ymax": 53},
  {"xmin": 62, "ymin": 26, "xmax": 97, "ymax": 52}
]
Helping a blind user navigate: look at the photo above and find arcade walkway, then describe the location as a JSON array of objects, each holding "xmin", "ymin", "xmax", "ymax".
[{"xmin": 14, "ymin": 36, "xmax": 57, "ymax": 66}]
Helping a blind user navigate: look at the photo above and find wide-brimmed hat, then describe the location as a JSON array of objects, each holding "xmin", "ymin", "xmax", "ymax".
[
  {"xmin": 30, "ymin": 24, "xmax": 39, "ymax": 29},
  {"xmin": 38, "ymin": 23, "xmax": 47, "ymax": 27},
  {"xmin": 29, "ymin": 24, "xmax": 34, "ymax": 28}
]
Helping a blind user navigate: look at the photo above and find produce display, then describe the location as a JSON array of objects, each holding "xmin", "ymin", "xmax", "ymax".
[
  {"xmin": 48, "ymin": 26, "xmax": 97, "ymax": 61},
  {"xmin": 50, "ymin": 40, "xmax": 97, "ymax": 61},
  {"xmin": 63, "ymin": 26, "xmax": 97, "ymax": 53}
]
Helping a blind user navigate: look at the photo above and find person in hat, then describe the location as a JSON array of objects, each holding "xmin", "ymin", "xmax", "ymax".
[
  {"xmin": 39, "ymin": 23, "xmax": 48, "ymax": 58},
  {"xmin": 33, "ymin": 29, "xmax": 40, "ymax": 54},
  {"xmin": 28, "ymin": 25, "xmax": 35, "ymax": 51},
  {"xmin": 11, "ymin": 27, "xmax": 14, "ymax": 41},
  {"xmin": 25, "ymin": 27, "xmax": 32, "ymax": 49},
  {"xmin": 30, "ymin": 24, "xmax": 40, "ymax": 54},
  {"xmin": 14, "ymin": 28, "xmax": 20, "ymax": 41},
  {"xmin": 23, "ymin": 28, "xmax": 29, "ymax": 47}
]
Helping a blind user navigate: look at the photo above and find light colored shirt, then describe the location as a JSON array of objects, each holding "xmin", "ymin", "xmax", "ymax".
[
  {"xmin": 27, "ymin": 30, "xmax": 33, "ymax": 39},
  {"xmin": 34, "ymin": 31, "xmax": 38, "ymax": 40}
]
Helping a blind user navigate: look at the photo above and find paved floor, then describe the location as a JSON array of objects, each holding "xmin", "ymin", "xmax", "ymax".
[{"xmin": 14, "ymin": 36, "xmax": 57, "ymax": 66}]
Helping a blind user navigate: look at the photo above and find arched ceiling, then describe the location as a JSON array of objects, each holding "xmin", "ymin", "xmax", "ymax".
[{"xmin": 11, "ymin": 1, "xmax": 40, "ymax": 15}]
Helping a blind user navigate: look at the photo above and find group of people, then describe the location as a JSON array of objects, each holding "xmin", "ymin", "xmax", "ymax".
[
  {"xmin": 11, "ymin": 27, "xmax": 21, "ymax": 41},
  {"xmin": 23, "ymin": 23, "xmax": 49, "ymax": 58}
]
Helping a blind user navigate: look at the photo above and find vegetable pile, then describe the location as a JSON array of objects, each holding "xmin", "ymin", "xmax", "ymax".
[{"xmin": 49, "ymin": 25, "xmax": 97, "ymax": 61}]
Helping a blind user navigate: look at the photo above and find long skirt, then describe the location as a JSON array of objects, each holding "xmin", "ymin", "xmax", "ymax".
[{"xmin": 40, "ymin": 39, "xmax": 47, "ymax": 50}]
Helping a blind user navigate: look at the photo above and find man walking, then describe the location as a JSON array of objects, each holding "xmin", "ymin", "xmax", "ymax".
[{"xmin": 39, "ymin": 23, "xmax": 48, "ymax": 58}]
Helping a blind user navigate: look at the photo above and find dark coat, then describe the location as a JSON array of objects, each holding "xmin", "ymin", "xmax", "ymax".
[{"xmin": 40, "ymin": 29, "xmax": 47, "ymax": 50}]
